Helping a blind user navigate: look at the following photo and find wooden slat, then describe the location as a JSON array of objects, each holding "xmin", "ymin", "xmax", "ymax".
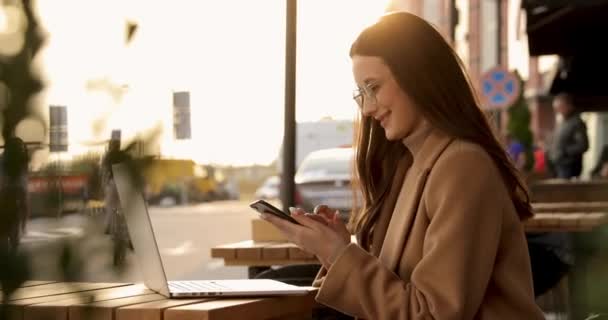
[
  {"xmin": 579, "ymin": 212, "xmax": 608, "ymax": 228},
  {"xmin": 530, "ymin": 180, "xmax": 608, "ymax": 203},
  {"xmin": 557, "ymin": 213, "xmax": 585, "ymax": 229},
  {"xmin": 210, "ymin": 241, "xmax": 243, "ymax": 259},
  {"xmin": 525, "ymin": 212, "xmax": 608, "ymax": 232},
  {"xmin": 8, "ymin": 282, "xmax": 131, "ymax": 301},
  {"xmin": 20, "ymin": 281, "xmax": 58, "ymax": 288},
  {"xmin": 223, "ymin": 259, "xmax": 318, "ymax": 267},
  {"xmin": 213, "ymin": 235, "xmax": 355, "ymax": 266},
  {"xmin": 236, "ymin": 241, "xmax": 276, "ymax": 261},
  {"xmin": 164, "ymin": 293, "xmax": 316, "ymax": 320},
  {"xmin": 536, "ymin": 213, "xmax": 561, "ymax": 228},
  {"xmin": 6, "ymin": 285, "xmax": 146, "ymax": 320},
  {"xmin": 3, "ymin": 282, "xmax": 319, "ymax": 320},
  {"xmin": 262, "ymin": 242, "xmax": 295, "ymax": 260},
  {"xmin": 22, "ymin": 284, "xmax": 152, "ymax": 320},
  {"xmin": 211, "ymin": 240, "xmax": 273, "ymax": 260},
  {"xmin": 116, "ymin": 298, "xmax": 212, "ymax": 320},
  {"xmin": 68, "ymin": 294, "xmax": 167, "ymax": 320},
  {"xmin": 533, "ymin": 201, "xmax": 608, "ymax": 213}
]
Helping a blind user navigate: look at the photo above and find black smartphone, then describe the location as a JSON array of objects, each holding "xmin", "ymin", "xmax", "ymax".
[{"xmin": 249, "ymin": 199, "xmax": 301, "ymax": 225}]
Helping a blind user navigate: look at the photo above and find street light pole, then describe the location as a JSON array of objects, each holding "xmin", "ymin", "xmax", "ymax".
[
  {"xmin": 449, "ymin": 0, "xmax": 457, "ymax": 43},
  {"xmin": 281, "ymin": 0, "xmax": 297, "ymax": 212},
  {"xmin": 496, "ymin": 0, "xmax": 503, "ymax": 131}
]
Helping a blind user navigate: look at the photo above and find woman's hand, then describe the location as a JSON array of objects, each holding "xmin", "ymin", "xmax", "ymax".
[
  {"xmin": 260, "ymin": 205, "xmax": 351, "ymax": 269},
  {"xmin": 311, "ymin": 205, "xmax": 351, "ymax": 244}
]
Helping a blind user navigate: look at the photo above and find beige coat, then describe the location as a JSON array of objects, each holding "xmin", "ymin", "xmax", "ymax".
[{"xmin": 313, "ymin": 130, "xmax": 545, "ymax": 319}]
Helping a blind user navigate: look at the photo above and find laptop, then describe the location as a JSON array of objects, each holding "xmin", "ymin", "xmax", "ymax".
[{"xmin": 112, "ymin": 163, "xmax": 311, "ymax": 298}]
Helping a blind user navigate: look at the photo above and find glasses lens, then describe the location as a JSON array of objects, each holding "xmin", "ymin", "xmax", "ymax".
[
  {"xmin": 354, "ymin": 95, "xmax": 364, "ymax": 109},
  {"xmin": 353, "ymin": 90, "xmax": 363, "ymax": 109},
  {"xmin": 363, "ymin": 85, "xmax": 377, "ymax": 106}
]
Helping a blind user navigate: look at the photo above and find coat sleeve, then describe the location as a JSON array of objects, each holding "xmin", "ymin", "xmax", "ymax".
[
  {"xmin": 315, "ymin": 144, "xmax": 506, "ymax": 319},
  {"xmin": 565, "ymin": 120, "xmax": 588, "ymax": 157}
]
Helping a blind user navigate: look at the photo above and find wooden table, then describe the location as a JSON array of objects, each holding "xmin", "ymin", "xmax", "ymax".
[
  {"xmin": 210, "ymin": 212, "xmax": 608, "ymax": 318},
  {"xmin": 1, "ymin": 281, "xmax": 317, "ymax": 320},
  {"xmin": 532, "ymin": 201, "xmax": 608, "ymax": 213},
  {"xmin": 212, "ymin": 241, "xmax": 318, "ymax": 267},
  {"xmin": 212, "ymin": 212, "xmax": 608, "ymax": 267},
  {"xmin": 530, "ymin": 179, "xmax": 608, "ymax": 203},
  {"xmin": 524, "ymin": 212, "xmax": 607, "ymax": 232}
]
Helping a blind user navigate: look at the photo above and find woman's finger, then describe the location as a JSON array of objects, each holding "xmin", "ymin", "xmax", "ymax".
[
  {"xmin": 313, "ymin": 205, "xmax": 329, "ymax": 214},
  {"xmin": 291, "ymin": 213, "xmax": 335, "ymax": 233},
  {"xmin": 260, "ymin": 213, "xmax": 302, "ymax": 236},
  {"xmin": 289, "ymin": 207, "xmax": 307, "ymax": 215},
  {"xmin": 315, "ymin": 206, "xmax": 339, "ymax": 221},
  {"xmin": 303, "ymin": 213, "xmax": 329, "ymax": 226},
  {"xmin": 288, "ymin": 207, "xmax": 328, "ymax": 225}
]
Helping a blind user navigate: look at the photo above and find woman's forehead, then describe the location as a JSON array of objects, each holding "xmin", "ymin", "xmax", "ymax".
[{"xmin": 352, "ymin": 56, "xmax": 389, "ymax": 83}]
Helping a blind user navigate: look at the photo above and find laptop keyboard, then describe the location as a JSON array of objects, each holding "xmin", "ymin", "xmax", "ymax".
[{"xmin": 168, "ymin": 280, "xmax": 231, "ymax": 292}]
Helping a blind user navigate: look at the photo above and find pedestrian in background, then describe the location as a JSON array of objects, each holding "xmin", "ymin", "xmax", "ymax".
[
  {"xmin": 548, "ymin": 93, "xmax": 588, "ymax": 179},
  {"xmin": 0, "ymin": 136, "xmax": 30, "ymax": 253}
]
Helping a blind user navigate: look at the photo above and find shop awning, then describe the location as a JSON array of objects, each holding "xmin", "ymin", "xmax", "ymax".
[
  {"xmin": 549, "ymin": 54, "xmax": 608, "ymax": 111},
  {"xmin": 522, "ymin": 0, "xmax": 608, "ymax": 56},
  {"xmin": 523, "ymin": 0, "xmax": 608, "ymax": 110}
]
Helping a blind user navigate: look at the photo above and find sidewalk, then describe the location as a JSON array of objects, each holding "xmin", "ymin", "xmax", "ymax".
[{"xmin": 20, "ymin": 211, "xmax": 142, "ymax": 283}]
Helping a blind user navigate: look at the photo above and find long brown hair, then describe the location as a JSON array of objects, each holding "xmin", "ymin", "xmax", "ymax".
[{"xmin": 349, "ymin": 12, "xmax": 532, "ymax": 235}]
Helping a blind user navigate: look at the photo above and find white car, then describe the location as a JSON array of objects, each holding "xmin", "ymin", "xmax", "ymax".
[
  {"xmin": 254, "ymin": 175, "xmax": 280, "ymax": 200},
  {"xmin": 295, "ymin": 147, "xmax": 355, "ymax": 219}
]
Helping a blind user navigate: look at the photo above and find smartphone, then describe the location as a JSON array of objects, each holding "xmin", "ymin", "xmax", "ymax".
[{"xmin": 249, "ymin": 199, "xmax": 301, "ymax": 225}]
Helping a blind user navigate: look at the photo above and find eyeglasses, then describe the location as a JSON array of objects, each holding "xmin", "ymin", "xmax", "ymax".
[{"xmin": 352, "ymin": 81, "xmax": 380, "ymax": 109}]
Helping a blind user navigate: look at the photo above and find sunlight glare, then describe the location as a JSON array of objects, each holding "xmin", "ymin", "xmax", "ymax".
[
  {"xmin": 35, "ymin": 0, "xmax": 390, "ymax": 166},
  {"xmin": 0, "ymin": 5, "xmax": 26, "ymax": 56}
]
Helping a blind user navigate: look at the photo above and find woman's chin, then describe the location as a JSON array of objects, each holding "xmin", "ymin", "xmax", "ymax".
[
  {"xmin": 384, "ymin": 128, "xmax": 398, "ymax": 141},
  {"xmin": 384, "ymin": 128, "xmax": 408, "ymax": 141}
]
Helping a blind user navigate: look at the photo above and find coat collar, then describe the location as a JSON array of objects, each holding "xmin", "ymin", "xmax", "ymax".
[{"xmin": 379, "ymin": 129, "xmax": 454, "ymax": 271}]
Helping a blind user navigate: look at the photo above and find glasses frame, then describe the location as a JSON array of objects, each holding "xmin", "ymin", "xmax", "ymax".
[{"xmin": 352, "ymin": 81, "xmax": 380, "ymax": 109}]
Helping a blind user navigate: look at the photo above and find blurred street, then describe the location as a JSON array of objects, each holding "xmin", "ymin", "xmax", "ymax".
[{"xmin": 21, "ymin": 200, "xmax": 264, "ymax": 283}]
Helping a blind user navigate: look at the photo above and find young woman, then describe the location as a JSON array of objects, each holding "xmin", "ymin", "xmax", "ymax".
[{"xmin": 261, "ymin": 12, "xmax": 544, "ymax": 319}]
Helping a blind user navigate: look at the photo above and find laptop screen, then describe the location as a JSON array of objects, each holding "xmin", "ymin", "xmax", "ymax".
[{"xmin": 112, "ymin": 163, "xmax": 171, "ymax": 297}]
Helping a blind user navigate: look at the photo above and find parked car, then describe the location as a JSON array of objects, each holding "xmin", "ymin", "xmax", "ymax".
[
  {"xmin": 254, "ymin": 175, "xmax": 280, "ymax": 200},
  {"xmin": 295, "ymin": 147, "xmax": 355, "ymax": 220}
]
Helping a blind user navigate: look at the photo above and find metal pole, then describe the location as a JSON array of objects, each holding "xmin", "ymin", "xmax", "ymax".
[
  {"xmin": 281, "ymin": 0, "xmax": 297, "ymax": 212},
  {"xmin": 449, "ymin": 0, "xmax": 457, "ymax": 43},
  {"xmin": 495, "ymin": 0, "xmax": 503, "ymax": 131},
  {"xmin": 496, "ymin": 0, "xmax": 502, "ymax": 66}
]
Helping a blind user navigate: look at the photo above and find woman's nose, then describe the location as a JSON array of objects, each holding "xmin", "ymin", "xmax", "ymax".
[{"xmin": 360, "ymin": 99, "xmax": 377, "ymax": 117}]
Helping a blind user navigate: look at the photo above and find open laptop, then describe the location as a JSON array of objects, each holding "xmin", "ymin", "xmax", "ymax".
[{"xmin": 112, "ymin": 163, "xmax": 311, "ymax": 298}]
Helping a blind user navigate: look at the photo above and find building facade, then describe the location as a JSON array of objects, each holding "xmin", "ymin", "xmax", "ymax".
[{"xmin": 388, "ymin": 0, "xmax": 606, "ymax": 177}]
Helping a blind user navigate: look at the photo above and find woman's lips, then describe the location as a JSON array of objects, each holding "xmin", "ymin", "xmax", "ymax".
[{"xmin": 377, "ymin": 112, "xmax": 390, "ymax": 128}]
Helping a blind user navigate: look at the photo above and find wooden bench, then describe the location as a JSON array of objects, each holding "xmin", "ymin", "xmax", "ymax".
[
  {"xmin": 212, "ymin": 213, "xmax": 608, "ymax": 267},
  {"xmin": 530, "ymin": 179, "xmax": 608, "ymax": 203},
  {"xmin": 532, "ymin": 201, "xmax": 608, "ymax": 213},
  {"xmin": 524, "ymin": 212, "xmax": 608, "ymax": 232},
  {"xmin": 529, "ymin": 180, "xmax": 608, "ymax": 319},
  {"xmin": 1, "ymin": 281, "xmax": 317, "ymax": 320}
]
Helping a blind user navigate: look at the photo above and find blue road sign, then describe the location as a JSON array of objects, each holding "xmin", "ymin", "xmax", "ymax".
[{"xmin": 480, "ymin": 67, "xmax": 521, "ymax": 110}]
